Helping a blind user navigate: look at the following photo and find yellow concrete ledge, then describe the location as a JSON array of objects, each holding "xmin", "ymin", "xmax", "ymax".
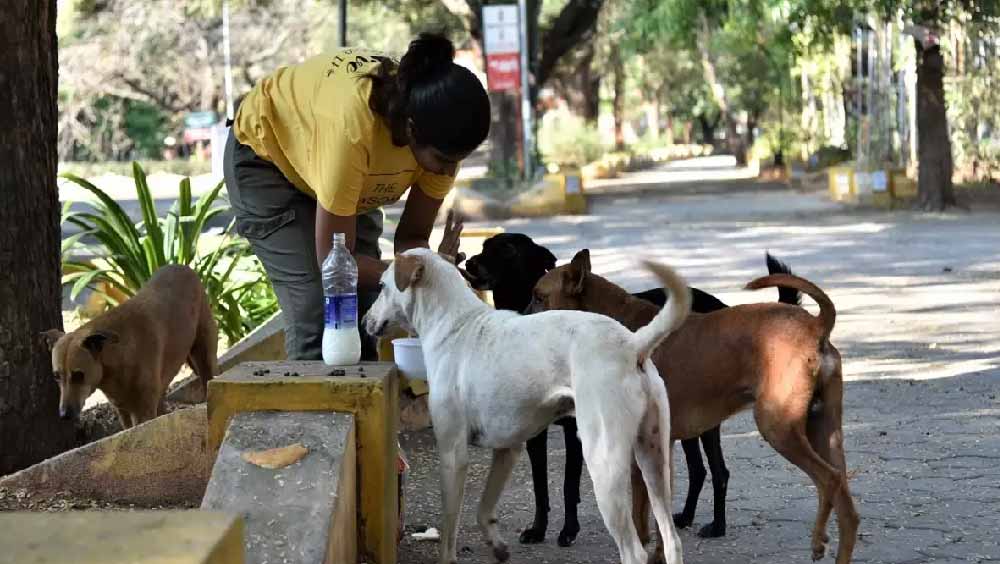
[
  {"xmin": 0, "ymin": 511, "xmax": 244, "ymax": 564},
  {"xmin": 0, "ymin": 406, "xmax": 211, "ymax": 506},
  {"xmin": 508, "ymin": 172, "xmax": 587, "ymax": 217},
  {"xmin": 207, "ymin": 361, "xmax": 399, "ymax": 564}
]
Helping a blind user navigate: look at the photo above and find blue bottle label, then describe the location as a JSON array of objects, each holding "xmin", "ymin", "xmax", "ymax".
[{"xmin": 325, "ymin": 294, "xmax": 358, "ymax": 329}]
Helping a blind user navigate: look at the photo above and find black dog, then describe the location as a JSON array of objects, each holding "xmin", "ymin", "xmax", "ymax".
[{"xmin": 465, "ymin": 233, "xmax": 800, "ymax": 546}]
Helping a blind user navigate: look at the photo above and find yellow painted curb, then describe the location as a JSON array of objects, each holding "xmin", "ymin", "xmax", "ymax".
[
  {"xmin": 0, "ymin": 511, "xmax": 244, "ymax": 564},
  {"xmin": 207, "ymin": 362, "xmax": 399, "ymax": 564}
]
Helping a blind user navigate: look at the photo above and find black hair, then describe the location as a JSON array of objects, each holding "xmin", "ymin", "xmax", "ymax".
[{"xmin": 365, "ymin": 32, "xmax": 491, "ymax": 155}]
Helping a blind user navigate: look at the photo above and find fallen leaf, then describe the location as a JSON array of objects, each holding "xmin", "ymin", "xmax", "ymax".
[{"xmin": 242, "ymin": 443, "xmax": 308, "ymax": 469}]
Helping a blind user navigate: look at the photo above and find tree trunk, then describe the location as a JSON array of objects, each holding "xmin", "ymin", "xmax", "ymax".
[
  {"xmin": 0, "ymin": 0, "xmax": 78, "ymax": 475},
  {"xmin": 726, "ymin": 118, "xmax": 747, "ymax": 165},
  {"xmin": 747, "ymin": 112, "xmax": 759, "ymax": 156},
  {"xmin": 612, "ymin": 47, "xmax": 625, "ymax": 150},
  {"xmin": 698, "ymin": 114, "xmax": 718, "ymax": 145},
  {"xmin": 915, "ymin": 43, "xmax": 956, "ymax": 210},
  {"xmin": 644, "ymin": 100, "xmax": 659, "ymax": 141},
  {"xmin": 199, "ymin": 35, "xmax": 215, "ymax": 112},
  {"xmin": 488, "ymin": 90, "xmax": 522, "ymax": 182},
  {"xmin": 578, "ymin": 44, "xmax": 600, "ymax": 124},
  {"xmin": 663, "ymin": 113, "xmax": 675, "ymax": 145},
  {"xmin": 683, "ymin": 121, "xmax": 693, "ymax": 144}
]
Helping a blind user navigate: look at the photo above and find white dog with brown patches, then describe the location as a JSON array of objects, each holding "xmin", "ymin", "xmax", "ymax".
[{"xmin": 364, "ymin": 248, "xmax": 691, "ymax": 564}]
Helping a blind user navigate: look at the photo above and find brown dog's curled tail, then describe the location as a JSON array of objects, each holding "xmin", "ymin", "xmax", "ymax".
[
  {"xmin": 745, "ymin": 274, "xmax": 836, "ymax": 339},
  {"xmin": 633, "ymin": 261, "xmax": 692, "ymax": 362}
]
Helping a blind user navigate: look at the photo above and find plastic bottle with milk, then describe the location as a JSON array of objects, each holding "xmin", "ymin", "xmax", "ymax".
[{"xmin": 321, "ymin": 233, "xmax": 362, "ymax": 365}]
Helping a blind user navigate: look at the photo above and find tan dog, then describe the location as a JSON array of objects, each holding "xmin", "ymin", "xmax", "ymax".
[
  {"xmin": 531, "ymin": 250, "xmax": 859, "ymax": 564},
  {"xmin": 43, "ymin": 265, "xmax": 218, "ymax": 428}
]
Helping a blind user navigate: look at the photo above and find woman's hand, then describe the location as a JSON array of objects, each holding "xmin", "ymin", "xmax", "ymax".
[
  {"xmin": 315, "ymin": 205, "xmax": 387, "ymax": 290},
  {"xmin": 437, "ymin": 209, "xmax": 465, "ymax": 265}
]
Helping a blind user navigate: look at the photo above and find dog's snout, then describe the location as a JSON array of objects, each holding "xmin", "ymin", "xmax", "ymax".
[
  {"xmin": 523, "ymin": 296, "xmax": 543, "ymax": 315},
  {"xmin": 361, "ymin": 312, "xmax": 386, "ymax": 338}
]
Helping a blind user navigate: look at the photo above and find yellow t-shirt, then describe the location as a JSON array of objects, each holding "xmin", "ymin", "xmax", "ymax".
[{"xmin": 232, "ymin": 48, "xmax": 457, "ymax": 215}]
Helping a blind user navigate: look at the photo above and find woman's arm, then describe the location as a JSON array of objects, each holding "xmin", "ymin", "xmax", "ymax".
[
  {"xmin": 394, "ymin": 186, "xmax": 444, "ymax": 254},
  {"xmin": 315, "ymin": 206, "xmax": 387, "ymax": 290}
]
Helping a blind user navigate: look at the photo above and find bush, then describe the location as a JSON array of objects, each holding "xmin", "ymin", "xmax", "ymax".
[
  {"xmin": 538, "ymin": 111, "xmax": 606, "ymax": 167},
  {"xmin": 61, "ymin": 163, "xmax": 278, "ymax": 345}
]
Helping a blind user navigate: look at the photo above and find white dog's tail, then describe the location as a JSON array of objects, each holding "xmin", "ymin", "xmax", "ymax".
[{"xmin": 632, "ymin": 261, "xmax": 691, "ymax": 362}]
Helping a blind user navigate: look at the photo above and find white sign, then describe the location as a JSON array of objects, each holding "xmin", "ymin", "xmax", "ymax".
[
  {"xmin": 483, "ymin": 5, "xmax": 520, "ymax": 55},
  {"xmin": 871, "ymin": 170, "xmax": 888, "ymax": 192},
  {"xmin": 565, "ymin": 175, "xmax": 582, "ymax": 195}
]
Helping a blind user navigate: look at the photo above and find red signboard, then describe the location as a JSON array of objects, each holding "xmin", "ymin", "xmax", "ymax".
[{"xmin": 486, "ymin": 53, "xmax": 520, "ymax": 92}]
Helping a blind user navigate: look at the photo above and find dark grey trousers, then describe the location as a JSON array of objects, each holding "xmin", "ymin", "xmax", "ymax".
[{"xmin": 223, "ymin": 130, "xmax": 382, "ymax": 361}]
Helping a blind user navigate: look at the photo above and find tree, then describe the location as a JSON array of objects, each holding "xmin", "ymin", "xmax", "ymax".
[
  {"xmin": 791, "ymin": 0, "xmax": 1000, "ymax": 210},
  {"xmin": 0, "ymin": 0, "xmax": 78, "ymax": 475},
  {"xmin": 57, "ymin": 0, "xmax": 330, "ymax": 161},
  {"xmin": 624, "ymin": 0, "xmax": 787, "ymax": 163}
]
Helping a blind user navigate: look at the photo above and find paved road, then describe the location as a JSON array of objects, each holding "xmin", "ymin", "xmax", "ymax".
[{"xmin": 395, "ymin": 159, "xmax": 1000, "ymax": 564}]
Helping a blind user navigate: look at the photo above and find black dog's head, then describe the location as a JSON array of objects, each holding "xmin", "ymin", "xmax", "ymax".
[{"xmin": 465, "ymin": 233, "xmax": 557, "ymax": 312}]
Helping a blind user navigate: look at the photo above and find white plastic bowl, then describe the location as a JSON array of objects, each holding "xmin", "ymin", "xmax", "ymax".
[{"xmin": 392, "ymin": 337, "xmax": 427, "ymax": 380}]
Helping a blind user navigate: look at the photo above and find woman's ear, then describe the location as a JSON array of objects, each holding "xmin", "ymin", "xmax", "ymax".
[{"xmin": 406, "ymin": 118, "xmax": 417, "ymax": 144}]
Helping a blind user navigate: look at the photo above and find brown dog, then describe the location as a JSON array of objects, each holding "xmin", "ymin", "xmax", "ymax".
[
  {"xmin": 43, "ymin": 265, "xmax": 218, "ymax": 428},
  {"xmin": 530, "ymin": 250, "xmax": 859, "ymax": 564}
]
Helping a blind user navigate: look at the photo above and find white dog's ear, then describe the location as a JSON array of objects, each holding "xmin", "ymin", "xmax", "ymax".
[
  {"xmin": 394, "ymin": 254, "xmax": 425, "ymax": 291},
  {"xmin": 568, "ymin": 249, "xmax": 591, "ymax": 294}
]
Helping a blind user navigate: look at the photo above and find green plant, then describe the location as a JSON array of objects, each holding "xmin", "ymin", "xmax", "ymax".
[
  {"xmin": 538, "ymin": 112, "xmax": 605, "ymax": 167},
  {"xmin": 486, "ymin": 158, "xmax": 522, "ymax": 187},
  {"xmin": 61, "ymin": 162, "xmax": 278, "ymax": 344}
]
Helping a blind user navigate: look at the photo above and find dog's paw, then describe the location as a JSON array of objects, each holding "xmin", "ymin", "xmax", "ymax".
[
  {"xmin": 697, "ymin": 521, "xmax": 726, "ymax": 538},
  {"xmin": 811, "ymin": 541, "xmax": 827, "ymax": 561},
  {"xmin": 490, "ymin": 541, "xmax": 510, "ymax": 562},
  {"xmin": 672, "ymin": 512, "xmax": 694, "ymax": 529},
  {"xmin": 518, "ymin": 526, "xmax": 546, "ymax": 544},
  {"xmin": 646, "ymin": 550, "xmax": 667, "ymax": 564},
  {"xmin": 556, "ymin": 522, "xmax": 580, "ymax": 547}
]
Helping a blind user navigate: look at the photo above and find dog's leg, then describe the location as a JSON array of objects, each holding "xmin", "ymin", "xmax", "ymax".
[
  {"xmin": 673, "ymin": 437, "xmax": 705, "ymax": 530},
  {"xmin": 189, "ymin": 299, "xmax": 219, "ymax": 400},
  {"xmin": 806, "ymin": 364, "xmax": 859, "ymax": 564},
  {"xmin": 519, "ymin": 429, "xmax": 550, "ymax": 544},
  {"xmin": 697, "ymin": 426, "xmax": 728, "ymax": 538},
  {"xmin": 558, "ymin": 418, "xmax": 583, "ymax": 547},
  {"xmin": 133, "ymin": 400, "xmax": 159, "ymax": 426},
  {"xmin": 755, "ymin": 399, "xmax": 848, "ymax": 564},
  {"xmin": 631, "ymin": 462, "xmax": 651, "ymax": 545},
  {"xmin": 113, "ymin": 406, "xmax": 132, "ymax": 430},
  {"xmin": 586, "ymin": 437, "xmax": 648, "ymax": 564},
  {"xmin": 635, "ymin": 397, "xmax": 684, "ymax": 564},
  {"xmin": 477, "ymin": 447, "xmax": 522, "ymax": 562},
  {"xmin": 436, "ymin": 433, "xmax": 470, "ymax": 564}
]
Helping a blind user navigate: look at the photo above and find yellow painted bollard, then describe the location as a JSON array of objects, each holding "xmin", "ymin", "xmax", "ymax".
[{"xmin": 827, "ymin": 166, "xmax": 856, "ymax": 203}]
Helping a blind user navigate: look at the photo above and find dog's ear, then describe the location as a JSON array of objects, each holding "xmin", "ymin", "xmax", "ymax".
[
  {"xmin": 40, "ymin": 329, "xmax": 65, "ymax": 349},
  {"xmin": 567, "ymin": 249, "xmax": 591, "ymax": 294},
  {"xmin": 82, "ymin": 330, "xmax": 119, "ymax": 355},
  {"xmin": 394, "ymin": 254, "xmax": 425, "ymax": 292}
]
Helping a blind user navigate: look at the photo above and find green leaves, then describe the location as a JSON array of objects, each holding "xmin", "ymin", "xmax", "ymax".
[{"xmin": 60, "ymin": 162, "xmax": 278, "ymax": 345}]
